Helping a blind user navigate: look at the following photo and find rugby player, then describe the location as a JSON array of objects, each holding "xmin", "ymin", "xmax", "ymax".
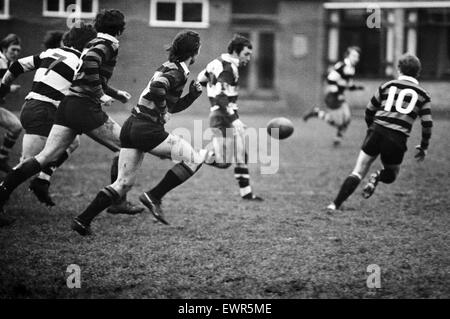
[
  {"xmin": 72, "ymin": 30, "xmax": 216, "ymax": 235},
  {"xmin": 197, "ymin": 35, "xmax": 263, "ymax": 201},
  {"xmin": 0, "ymin": 10, "xmax": 143, "ymax": 226},
  {"xmin": 327, "ymin": 53, "xmax": 432, "ymax": 211},
  {"xmin": 0, "ymin": 25, "xmax": 96, "ymax": 207},
  {"xmin": 0, "ymin": 34, "xmax": 22, "ymax": 172},
  {"xmin": 303, "ymin": 46, "xmax": 364, "ymax": 145}
]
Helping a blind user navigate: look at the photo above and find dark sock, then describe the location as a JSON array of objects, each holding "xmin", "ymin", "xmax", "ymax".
[
  {"xmin": 36, "ymin": 151, "xmax": 70, "ymax": 181},
  {"xmin": 52, "ymin": 150, "xmax": 69, "ymax": 168},
  {"xmin": 148, "ymin": 162, "xmax": 194, "ymax": 200},
  {"xmin": 333, "ymin": 174, "xmax": 361, "ymax": 208},
  {"xmin": 1, "ymin": 158, "xmax": 41, "ymax": 195},
  {"xmin": 77, "ymin": 186, "xmax": 120, "ymax": 224}
]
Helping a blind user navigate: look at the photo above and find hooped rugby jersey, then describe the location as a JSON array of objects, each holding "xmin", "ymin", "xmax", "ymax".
[
  {"xmin": 365, "ymin": 75, "xmax": 432, "ymax": 149},
  {"xmin": 8, "ymin": 47, "xmax": 81, "ymax": 106},
  {"xmin": 199, "ymin": 53, "xmax": 239, "ymax": 112},
  {"xmin": 327, "ymin": 58, "xmax": 355, "ymax": 95},
  {"xmin": 69, "ymin": 32, "xmax": 120, "ymax": 103},
  {"xmin": 133, "ymin": 61, "xmax": 195, "ymax": 124}
]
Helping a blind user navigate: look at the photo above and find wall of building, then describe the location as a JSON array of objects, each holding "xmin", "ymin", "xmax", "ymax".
[
  {"xmin": 1, "ymin": 0, "xmax": 448, "ymax": 116},
  {"xmin": 277, "ymin": 0, "xmax": 325, "ymax": 114}
]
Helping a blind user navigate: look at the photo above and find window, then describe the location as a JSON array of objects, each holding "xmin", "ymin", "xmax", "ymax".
[
  {"xmin": 0, "ymin": 0, "xmax": 10, "ymax": 20},
  {"xmin": 416, "ymin": 8, "xmax": 450, "ymax": 79},
  {"xmin": 150, "ymin": 0, "xmax": 209, "ymax": 28},
  {"xmin": 43, "ymin": 0, "xmax": 98, "ymax": 18},
  {"xmin": 327, "ymin": 9, "xmax": 387, "ymax": 78},
  {"xmin": 232, "ymin": 0, "xmax": 277, "ymax": 15},
  {"xmin": 236, "ymin": 31, "xmax": 276, "ymax": 96}
]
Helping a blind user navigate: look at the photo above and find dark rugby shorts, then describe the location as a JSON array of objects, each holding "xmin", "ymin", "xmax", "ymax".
[
  {"xmin": 120, "ymin": 114, "xmax": 169, "ymax": 152},
  {"xmin": 209, "ymin": 109, "xmax": 239, "ymax": 137},
  {"xmin": 20, "ymin": 99, "xmax": 57, "ymax": 137},
  {"xmin": 55, "ymin": 96, "xmax": 108, "ymax": 134},
  {"xmin": 361, "ymin": 124, "xmax": 408, "ymax": 165}
]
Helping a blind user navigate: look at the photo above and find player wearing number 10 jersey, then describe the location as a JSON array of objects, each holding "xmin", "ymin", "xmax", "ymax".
[{"xmin": 327, "ymin": 53, "xmax": 432, "ymax": 211}]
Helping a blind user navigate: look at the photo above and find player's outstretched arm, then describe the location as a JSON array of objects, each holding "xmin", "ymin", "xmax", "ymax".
[
  {"xmin": 0, "ymin": 53, "xmax": 42, "ymax": 99},
  {"xmin": 103, "ymin": 83, "xmax": 130, "ymax": 103},
  {"xmin": 365, "ymin": 88, "xmax": 381, "ymax": 127},
  {"xmin": 415, "ymin": 100, "xmax": 433, "ymax": 162}
]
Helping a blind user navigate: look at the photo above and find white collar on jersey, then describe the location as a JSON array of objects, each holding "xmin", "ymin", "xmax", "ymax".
[
  {"xmin": 179, "ymin": 61, "xmax": 190, "ymax": 76},
  {"xmin": 97, "ymin": 32, "xmax": 119, "ymax": 44},
  {"xmin": 221, "ymin": 53, "xmax": 239, "ymax": 67},
  {"xmin": 398, "ymin": 75, "xmax": 419, "ymax": 84}
]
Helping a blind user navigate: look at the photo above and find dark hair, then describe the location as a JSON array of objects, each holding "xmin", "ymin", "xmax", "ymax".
[
  {"xmin": 345, "ymin": 46, "xmax": 361, "ymax": 57},
  {"xmin": 398, "ymin": 53, "xmax": 421, "ymax": 78},
  {"xmin": 94, "ymin": 9, "xmax": 125, "ymax": 36},
  {"xmin": 0, "ymin": 34, "xmax": 21, "ymax": 51},
  {"xmin": 227, "ymin": 34, "xmax": 252, "ymax": 55},
  {"xmin": 167, "ymin": 30, "xmax": 201, "ymax": 62},
  {"xmin": 63, "ymin": 23, "xmax": 97, "ymax": 52},
  {"xmin": 43, "ymin": 31, "xmax": 64, "ymax": 49}
]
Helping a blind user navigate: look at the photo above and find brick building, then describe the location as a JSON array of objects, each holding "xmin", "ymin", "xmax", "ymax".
[{"xmin": 1, "ymin": 0, "xmax": 449, "ymax": 113}]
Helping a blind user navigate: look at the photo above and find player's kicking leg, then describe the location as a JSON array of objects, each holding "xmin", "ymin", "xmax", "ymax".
[
  {"xmin": 140, "ymin": 134, "xmax": 211, "ymax": 225},
  {"xmin": 0, "ymin": 108, "xmax": 22, "ymax": 173},
  {"xmin": 327, "ymin": 150, "xmax": 377, "ymax": 211},
  {"xmin": 72, "ymin": 148, "xmax": 145, "ymax": 236}
]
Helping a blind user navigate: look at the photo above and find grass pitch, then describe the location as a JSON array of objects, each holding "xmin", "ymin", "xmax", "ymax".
[{"xmin": 0, "ymin": 110, "xmax": 449, "ymax": 298}]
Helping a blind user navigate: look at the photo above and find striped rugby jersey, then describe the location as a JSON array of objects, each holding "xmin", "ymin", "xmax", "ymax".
[
  {"xmin": 8, "ymin": 47, "xmax": 81, "ymax": 106},
  {"xmin": 69, "ymin": 33, "xmax": 120, "ymax": 103},
  {"xmin": 327, "ymin": 58, "xmax": 355, "ymax": 95},
  {"xmin": 199, "ymin": 53, "xmax": 239, "ymax": 112},
  {"xmin": 132, "ymin": 61, "xmax": 195, "ymax": 124},
  {"xmin": 366, "ymin": 75, "xmax": 433, "ymax": 149}
]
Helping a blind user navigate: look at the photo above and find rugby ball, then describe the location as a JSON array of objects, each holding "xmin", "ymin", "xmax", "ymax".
[{"xmin": 267, "ymin": 117, "xmax": 294, "ymax": 140}]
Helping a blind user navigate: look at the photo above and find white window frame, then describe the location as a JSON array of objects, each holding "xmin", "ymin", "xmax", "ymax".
[
  {"xmin": 43, "ymin": 0, "xmax": 99, "ymax": 19},
  {"xmin": 149, "ymin": 0, "xmax": 209, "ymax": 28},
  {"xmin": 0, "ymin": 0, "xmax": 10, "ymax": 20}
]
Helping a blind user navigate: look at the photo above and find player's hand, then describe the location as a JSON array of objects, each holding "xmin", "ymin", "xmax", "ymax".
[
  {"xmin": 10, "ymin": 84, "xmax": 21, "ymax": 93},
  {"xmin": 100, "ymin": 95, "xmax": 114, "ymax": 107},
  {"xmin": 414, "ymin": 145, "xmax": 427, "ymax": 162},
  {"xmin": 116, "ymin": 90, "xmax": 131, "ymax": 103},
  {"xmin": 189, "ymin": 80, "xmax": 202, "ymax": 99}
]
